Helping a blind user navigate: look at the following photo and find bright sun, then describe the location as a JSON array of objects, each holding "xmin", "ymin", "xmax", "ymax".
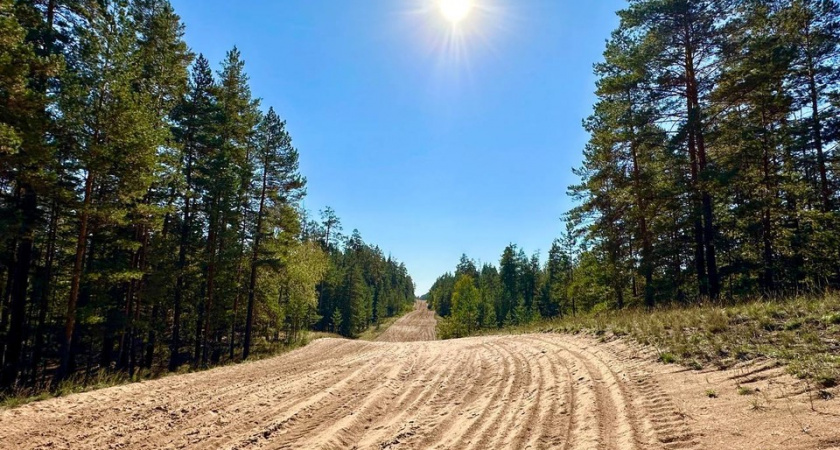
[{"xmin": 438, "ymin": 0, "xmax": 473, "ymax": 24}]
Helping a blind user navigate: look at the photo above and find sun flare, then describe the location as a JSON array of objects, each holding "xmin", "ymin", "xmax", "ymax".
[{"xmin": 438, "ymin": 0, "xmax": 473, "ymax": 24}]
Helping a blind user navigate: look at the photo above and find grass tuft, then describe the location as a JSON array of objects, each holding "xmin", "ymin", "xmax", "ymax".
[
  {"xmin": 705, "ymin": 389, "xmax": 718, "ymax": 398},
  {"xmin": 737, "ymin": 386, "xmax": 755, "ymax": 396},
  {"xmin": 659, "ymin": 352, "xmax": 677, "ymax": 364}
]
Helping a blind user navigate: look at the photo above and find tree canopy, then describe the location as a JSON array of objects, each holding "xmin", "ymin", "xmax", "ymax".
[{"xmin": 0, "ymin": 0, "xmax": 415, "ymax": 393}]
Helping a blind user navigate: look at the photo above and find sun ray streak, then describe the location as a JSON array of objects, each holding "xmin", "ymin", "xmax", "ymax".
[
  {"xmin": 439, "ymin": 0, "xmax": 474, "ymax": 24},
  {"xmin": 391, "ymin": 0, "xmax": 512, "ymax": 106}
]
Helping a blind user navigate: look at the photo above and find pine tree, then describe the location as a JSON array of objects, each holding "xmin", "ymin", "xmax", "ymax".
[
  {"xmin": 193, "ymin": 46, "xmax": 259, "ymax": 366},
  {"xmin": 0, "ymin": 0, "xmax": 41, "ymax": 391},
  {"xmin": 713, "ymin": 0, "xmax": 796, "ymax": 292},
  {"xmin": 0, "ymin": 0, "xmax": 417, "ymax": 392},
  {"xmin": 243, "ymin": 107, "xmax": 304, "ymax": 359},
  {"xmin": 451, "ymin": 275, "xmax": 479, "ymax": 336},
  {"xmin": 169, "ymin": 54, "xmax": 217, "ymax": 370},
  {"xmin": 119, "ymin": 0, "xmax": 190, "ymax": 375},
  {"xmin": 783, "ymin": 0, "xmax": 840, "ymax": 213},
  {"xmin": 540, "ymin": 240, "xmax": 566, "ymax": 318},
  {"xmin": 55, "ymin": 2, "xmax": 163, "ymax": 383},
  {"xmin": 477, "ymin": 263, "xmax": 499, "ymax": 328},
  {"xmin": 498, "ymin": 244, "xmax": 518, "ymax": 324},
  {"xmin": 319, "ymin": 206, "xmax": 342, "ymax": 249},
  {"xmin": 621, "ymin": 0, "xmax": 727, "ymax": 298}
]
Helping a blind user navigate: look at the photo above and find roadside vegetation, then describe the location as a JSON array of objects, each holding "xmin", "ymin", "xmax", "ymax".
[
  {"xmin": 452, "ymin": 292, "xmax": 840, "ymax": 389},
  {"xmin": 0, "ymin": 336, "xmax": 308, "ymax": 409},
  {"xmin": 1, "ymin": 312, "xmax": 402, "ymax": 409}
]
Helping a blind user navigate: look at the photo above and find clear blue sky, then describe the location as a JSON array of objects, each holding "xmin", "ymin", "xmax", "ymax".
[{"xmin": 170, "ymin": 0, "xmax": 626, "ymax": 294}]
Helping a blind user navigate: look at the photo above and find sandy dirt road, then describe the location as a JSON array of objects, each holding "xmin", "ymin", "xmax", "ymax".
[
  {"xmin": 375, "ymin": 300, "xmax": 437, "ymax": 342},
  {"xmin": 1, "ymin": 301, "xmax": 837, "ymax": 449}
]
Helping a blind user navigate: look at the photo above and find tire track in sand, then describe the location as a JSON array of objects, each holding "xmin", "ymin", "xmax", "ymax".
[{"xmin": 0, "ymin": 301, "xmax": 702, "ymax": 450}]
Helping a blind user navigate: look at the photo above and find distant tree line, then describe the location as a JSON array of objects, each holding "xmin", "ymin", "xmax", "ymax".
[
  {"xmin": 0, "ymin": 0, "xmax": 414, "ymax": 394},
  {"xmin": 429, "ymin": 240, "xmax": 577, "ymax": 338},
  {"xmin": 301, "ymin": 208, "xmax": 417, "ymax": 338},
  {"xmin": 431, "ymin": 0, "xmax": 840, "ymax": 335}
]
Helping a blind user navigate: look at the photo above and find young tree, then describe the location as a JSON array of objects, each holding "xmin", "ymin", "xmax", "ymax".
[
  {"xmin": 279, "ymin": 241, "xmax": 327, "ymax": 343},
  {"xmin": 450, "ymin": 275, "xmax": 479, "ymax": 336},
  {"xmin": 540, "ymin": 240, "xmax": 567, "ymax": 318},
  {"xmin": 498, "ymin": 244, "xmax": 519, "ymax": 324}
]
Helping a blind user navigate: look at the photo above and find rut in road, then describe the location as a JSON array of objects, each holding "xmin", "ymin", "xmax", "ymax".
[{"xmin": 0, "ymin": 301, "xmax": 700, "ymax": 449}]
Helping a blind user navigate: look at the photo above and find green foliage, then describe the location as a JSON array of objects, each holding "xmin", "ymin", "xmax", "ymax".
[
  {"xmin": 705, "ymin": 389, "xmax": 718, "ymax": 399},
  {"xmin": 330, "ymin": 309, "xmax": 343, "ymax": 333},
  {"xmin": 0, "ymin": 0, "xmax": 34, "ymax": 157},
  {"xmin": 737, "ymin": 386, "xmax": 755, "ymax": 396},
  {"xmin": 449, "ymin": 275, "xmax": 479, "ymax": 337},
  {"xmin": 564, "ymin": 0, "xmax": 840, "ymax": 309},
  {"xmin": 276, "ymin": 241, "xmax": 328, "ymax": 343},
  {"xmin": 312, "ymin": 225, "xmax": 416, "ymax": 338},
  {"xmin": 0, "ymin": 0, "xmax": 415, "ymax": 394},
  {"xmin": 430, "ymin": 244, "xmax": 572, "ymax": 331},
  {"xmin": 659, "ymin": 353, "xmax": 677, "ymax": 364}
]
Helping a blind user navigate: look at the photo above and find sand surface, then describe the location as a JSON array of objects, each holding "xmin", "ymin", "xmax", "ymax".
[{"xmin": 1, "ymin": 301, "xmax": 837, "ymax": 449}]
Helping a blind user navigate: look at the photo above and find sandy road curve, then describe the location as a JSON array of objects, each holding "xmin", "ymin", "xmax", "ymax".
[{"xmin": 0, "ymin": 301, "xmax": 701, "ymax": 450}]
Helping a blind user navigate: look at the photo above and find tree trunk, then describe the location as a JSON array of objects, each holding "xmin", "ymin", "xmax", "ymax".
[
  {"xmin": 201, "ymin": 196, "xmax": 218, "ymax": 367},
  {"xmin": 229, "ymin": 210, "xmax": 249, "ymax": 360},
  {"xmin": 627, "ymin": 98, "xmax": 654, "ymax": 308},
  {"xmin": 24, "ymin": 0, "xmax": 58, "ymax": 387},
  {"xmin": 697, "ymin": 138, "xmax": 720, "ymax": 298},
  {"xmin": 804, "ymin": 28, "xmax": 831, "ymax": 212},
  {"xmin": 683, "ymin": 21, "xmax": 718, "ymax": 299},
  {"xmin": 55, "ymin": 170, "xmax": 95, "ymax": 385},
  {"xmin": 117, "ymin": 226, "xmax": 142, "ymax": 371},
  {"xmin": 30, "ymin": 200, "xmax": 59, "ymax": 386},
  {"xmin": 761, "ymin": 117, "xmax": 775, "ymax": 293},
  {"xmin": 687, "ymin": 125, "xmax": 708, "ymax": 297},
  {"xmin": 1, "ymin": 185, "xmax": 37, "ymax": 391},
  {"xmin": 192, "ymin": 301, "xmax": 203, "ymax": 366},
  {"xmin": 144, "ymin": 300, "xmax": 159, "ymax": 369},
  {"xmin": 243, "ymin": 163, "xmax": 269, "ymax": 360},
  {"xmin": 129, "ymin": 225, "xmax": 150, "ymax": 377},
  {"xmin": 100, "ymin": 308, "xmax": 118, "ymax": 370},
  {"xmin": 0, "ymin": 241, "xmax": 16, "ymax": 349},
  {"xmin": 170, "ymin": 136, "xmax": 196, "ymax": 370}
]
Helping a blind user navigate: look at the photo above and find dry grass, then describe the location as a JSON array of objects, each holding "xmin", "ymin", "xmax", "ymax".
[
  {"xmin": 1, "ymin": 368, "xmax": 142, "ymax": 409},
  {"xmin": 476, "ymin": 292, "xmax": 840, "ymax": 388}
]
